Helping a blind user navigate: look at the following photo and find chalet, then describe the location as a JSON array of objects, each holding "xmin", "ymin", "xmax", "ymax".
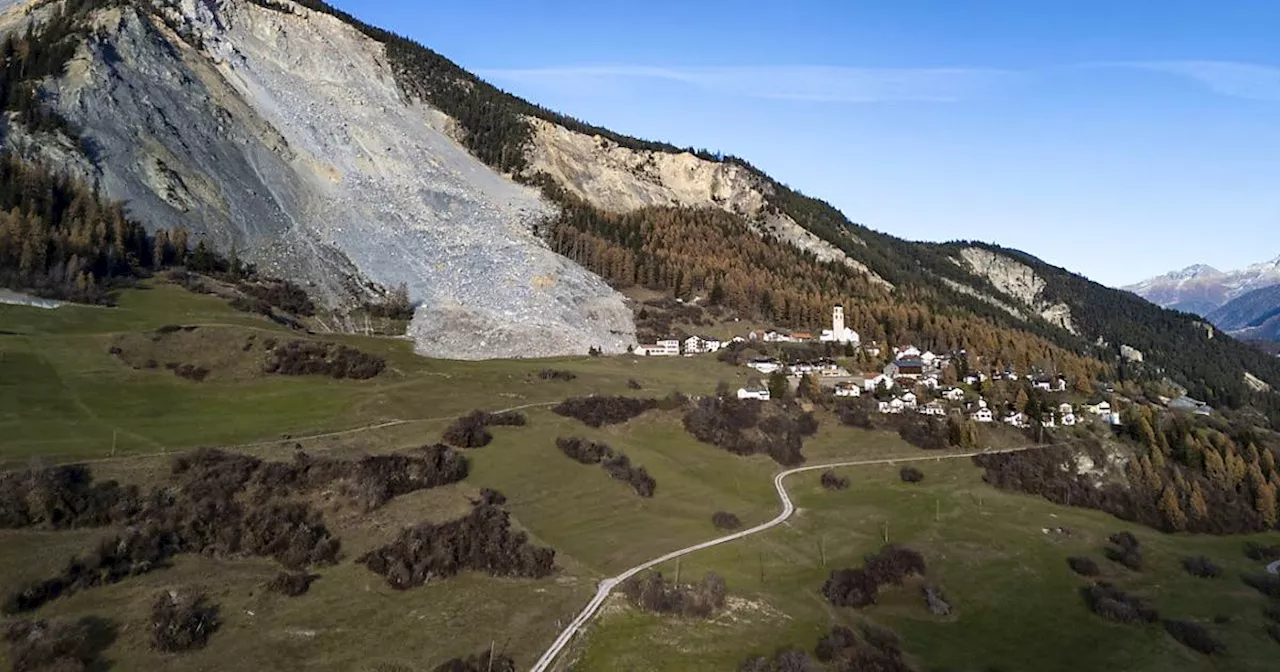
[
  {"xmin": 920, "ymin": 351, "xmax": 938, "ymax": 367},
  {"xmin": 748, "ymin": 358, "xmax": 783, "ymax": 374},
  {"xmin": 863, "ymin": 344, "xmax": 883, "ymax": 357},
  {"xmin": 634, "ymin": 342, "xmax": 678, "ymax": 357},
  {"xmin": 1041, "ymin": 414, "xmax": 1056, "ymax": 428},
  {"xmin": 897, "ymin": 345, "xmax": 922, "ymax": 359},
  {"xmin": 683, "ymin": 335, "xmax": 722, "ymax": 354},
  {"xmin": 730, "ymin": 336, "xmax": 748, "ymax": 344},
  {"xmin": 942, "ymin": 388, "xmax": 966, "ymax": 402},
  {"xmin": 879, "ymin": 399, "xmax": 906, "ymax": 414},
  {"xmin": 919, "ymin": 376, "xmax": 941, "ymax": 390},
  {"xmin": 834, "ymin": 382, "xmax": 861, "ymax": 398},
  {"xmin": 763, "ymin": 331, "xmax": 789, "ymax": 343},
  {"xmin": 1032, "ymin": 378, "xmax": 1053, "ymax": 392},
  {"xmin": 788, "ymin": 362, "xmax": 816, "ymax": 376},
  {"xmin": 972, "ymin": 408, "xmax": 994, "ymax": 423},
  {"xmin": 919, "ymin": 401, "xmax": 946, "ymax": 417},
  {"xmin": 1061, "ymin": 413, "xmax": 1077, "ymax": 427},
  {"xmin": 790, "ymin": 332, "xmax": 814, "ymax": 342},
  {"xmin": 1058, "ymin": 402, "xmax": 1074, "ymax": 416},
  {"xmin": 898, "ymin": 392, "xmax": 919, "ymax": 409},
  {"xmin": 737, "ymin": 380, "xmax": 771, "ymax": 401}
]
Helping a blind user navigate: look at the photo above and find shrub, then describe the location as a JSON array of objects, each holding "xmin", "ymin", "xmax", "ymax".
[
  {"xmin": 1105, "ymin": 532, "xmax": 1143, "ymax": 571},
  {"xmin": 682, "ymin": 396, "xmax": 815, "ymax": 466},
  {"xmin": 266, "ymin": 572, "xmax": 319, "ymax": 597},
  {"xmin": 739, "ymin": 649, "xmax": 814, "ymax": 672},
  {"xmin": 815, "ymin": 624, "xmax": 912, "ymax": 672},
  {"xmin": 1243, "ymin": 573, "xmax": 1280, "ymax": 599},
  {"xmin": 620, "ymin": 571, "xmax": 726, "ymax": 618},
  {"xmin": 171, "ymin": 363, "xmax": 210, "ymax": 382},
  {"xmin": 552, "ymin": 396, "xmax": 658, "ymax": 427},
  {"xmin": 821, "ymin": 568, "xmax": 879, "ymax": 608},
  {"xmin": 1081, "ymin": 582, "xmax": 1158, "ymax": 623},
  {"xmin": 864, "ymin": 545, "xmax": 927, "ymax": 586},
  {"xmin": 263, "ymin": 340, "xmax": 385, "ymax": 379},
  {"xmin": 555, "ymin": 437, "xmax": 614, "ymax": 464},
  {"xmin": 1182, "ymin": 556, "xmax": 1222, "ymax": 579},
  {"xmin": 537, "ymin": 369, "xmax": 576, "ymax": 381},
  {"xmin": 1067, "ymin": 556, "xmax": 1101, "ymax": 577},
  {"xmin": 442, "ymin": 412, "xmax": 493, "ymax": 448},
  {"xmin": 1163, "ymin": 620, "xmax": 1226, "ymax": 655},
  {"xmin": 1245, "ymin": 542, "xmax": 1280, "ymax": 562},
  {"xmin": 150, "ymin": 589, "xmax": 220, "ymax": 652},
  {"xmin": 820, "ymin": 471, "xmax": 849, "ymax": 491},
  {"xmin": 712, "ymin": 512, "xmax": 742, "ymax": 530},
  {"xmin": 0, "ymin": 464, "xmax": 142, "ymax": 530},
  {"xmin": 239, "ymin": 279, "xmax": 316, "ymax": 316},
  {"xmin": 627, "ymin": 379, "xmax": 643, "ymax": 390},
  {"xmin": 899, "ymin": 466, "xmax": 925, "ymax": 483},
  {"xmin": 358, "ymin": 499, "xmax": 555, "ymax": 588},
  {"xmin": 5, "ymin": 617, "xmax": 115, "ymax": 672},
  {"xmin": 432, "ymin": 651, "xmax": 517, "ymax": 672}
]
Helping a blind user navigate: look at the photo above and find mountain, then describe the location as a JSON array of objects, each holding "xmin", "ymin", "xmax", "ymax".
[
  {"xmin": 2, "ymin": 0, "xmax": 1280, "ymax": 421},
  {"xmin": 1125, "ymin": 256, "xmax": 1280, "ymax": 316},
  {"xmin": 1208, "ymin": 283, "xmax": 1280, "ymax": 343}
]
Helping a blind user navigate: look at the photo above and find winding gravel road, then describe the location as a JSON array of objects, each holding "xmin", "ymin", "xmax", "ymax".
[{"xmin": 529, "ymin": 445, "xmax": 1045, "ymax": 672}]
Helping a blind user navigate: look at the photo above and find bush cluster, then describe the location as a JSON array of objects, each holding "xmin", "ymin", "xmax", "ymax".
[
  {"xmin": 5, "ymin": 617, "xmax": 115, "ymax": 672},
  {"xmin": 820, "ymin": 471, "xmax": 849, "ymax": 491},
  {"xmin": 1067, "ymin": 556, "xmax": 1101, "ymax": 577},
  {"xmin": 815, "ymin": 624, "xmax": 914, "ymax": 672},
  {"xmin": 1081, "ymin": 582, "xmax": 1158, "ymax": 623},
  {"xmin": 1163, "ymin": 619, "xmax": 1226, "ymax": 655},
  {"xmin": 1181, "ymin": 556, "xmax": 1221, "ymax": 579},
  {"xmin": 441, "ymin": 410, "xmax": 527, "ymax": 448},
  {"xmin": 552, "ymin": 396, "xmax": 658, "ymax": 428},
  {"xmin": 263, "ymin": 340, "xmax": 385, "ymax": 379},
  {"xmin": 358, "ymin": 498, "xmax": 555, "ymax": 589},
  {"xmin": 555, "ymin": 438, "xmax": 656, "ymax": 497},
  {"xmin": 823, "ymin": 545, "xmax": 927, "ymax": 610},
  {"xmin": 266, "ymin": 571, "xmax": 319, "ymax": 597},
  {"xmin": 619, "ymin": 571, "xmax": 727, "ymax": 618},
  {"xmin": 682, "ymin": 397, "xmax": 817, "ymax": 466},
  {"xmin": 165, "ymin": 361, "xmax": 211, "ymax": 382},
  {"xmin": 432, "ymin": 651, "xmax": 517, "ymax": 672},
  {"xmin": 150, "ymin": 589, "xmax": 221, "ymax": 652},
  {"xmin": 3, "ymin": 447, "xmax": 468, "ymax": 613},
  {"xmin": 712, "ymin": 512, "xmax": 742, "ymax": 531},
  {"xmin": 537, "ymin": 369, "xmax": 576, "ymax": 381},
  {"xmin": 899, "ymin": 467, "xmax": 925, "ymax": 483},
  {"xmin": 1244, "ymin": 573, "xmax": 1280, "ymax": 599},
  {"xmin": 1246, "ymin": 542, "xmax": 1280, "ymax": 562},
  {"xmin": 0, "ymin": 464, "xmax": 142, "ymax": 530},
  {"xmin": 1105, "ymin": 532, "xmax": 1144, "ymax": 571},
  {"xmin": 738, "ymin": 649, "xmax": 815, "ymax": 672},
  {"xmin": 239, "ymin": 279, "xmax": 316, "ymax": 316}
]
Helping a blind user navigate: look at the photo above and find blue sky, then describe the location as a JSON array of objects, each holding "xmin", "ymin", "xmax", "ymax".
[{"xmin": 330, "ymin": 0, "xmax": 1280, "ymax": 287}]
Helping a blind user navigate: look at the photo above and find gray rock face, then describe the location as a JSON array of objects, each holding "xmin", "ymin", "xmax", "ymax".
[{"xmin": 22, "ymin": 0, "xmax": 635, "ymax": 359}]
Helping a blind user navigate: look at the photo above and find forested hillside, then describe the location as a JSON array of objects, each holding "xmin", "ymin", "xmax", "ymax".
[{"xmin": 1209, "ymin": 284, "xmax": 1280, "ymax": 342}]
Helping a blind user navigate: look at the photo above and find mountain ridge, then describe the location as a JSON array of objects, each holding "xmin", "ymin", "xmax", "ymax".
[
  {"xmin": 1126, "ymin": 255, "xmax": 1280, "ymax": 316},
  {"xmin": 1, "ymin": 0, "xmax": 1279, "ymax": 423}
]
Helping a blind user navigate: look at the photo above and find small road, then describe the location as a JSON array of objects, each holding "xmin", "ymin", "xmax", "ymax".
[{"xmin": 529, "ymin": 444, "xmax": 1048, "ymax": 672}]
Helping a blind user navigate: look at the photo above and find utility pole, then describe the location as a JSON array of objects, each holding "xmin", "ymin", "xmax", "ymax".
[
  {"xmin": 674, "ymin": 558, "xmax": 681, "ymax": 587},
  {"xmin": 111, "ymin": 429, "xmax": 117, "ymax": 457},
  {"xmin": 935, "ymin": 499, "xmax": 941, "ymax": 522},
  {"xmin": 882, "ymin": 520, "xmax": 890, "ymax": 544},
  {"xmin": 818, "ymin": 536, "xmax": 826, "ymax": 567},
  {"xmin": 487, "ymin": 640, "xmax": 495, "ymax": 672}
]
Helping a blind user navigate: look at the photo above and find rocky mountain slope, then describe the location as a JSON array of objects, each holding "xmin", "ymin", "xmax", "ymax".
[
  {"xmin": 1126, "ymin": 256, "xmax": 1280, "ymax": 316},
  {"xmin": 1208, "ymin": 284, "xmax": 1280, "ymax": 343},
  {"xmin": 3, "ymin": 0, "xmax": 1280, "ymax": 422}
]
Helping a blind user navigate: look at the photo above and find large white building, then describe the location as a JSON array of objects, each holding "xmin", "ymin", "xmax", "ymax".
[{"xmin": 820, "ymin": 304, "xmax": 860, "ymax": 345}]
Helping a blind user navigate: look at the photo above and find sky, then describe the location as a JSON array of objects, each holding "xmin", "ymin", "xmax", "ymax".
[{"xmin": 329, "ymin": 0, "xmax": 1280, "ymax": 287}]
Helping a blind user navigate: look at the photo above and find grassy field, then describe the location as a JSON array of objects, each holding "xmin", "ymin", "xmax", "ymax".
[{"xmin": 3, "ymin": 282, "xmax": 1280, "ymax": 671}]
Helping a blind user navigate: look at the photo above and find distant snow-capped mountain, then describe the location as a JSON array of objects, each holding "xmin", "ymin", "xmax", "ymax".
[{"xmin": 1126, "ymin": 256, "xmax": 1280, "ymax": 316}]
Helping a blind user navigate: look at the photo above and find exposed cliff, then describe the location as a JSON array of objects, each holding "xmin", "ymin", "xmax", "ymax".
[
  {"xmin": 4, "ymin": 0, "xmax": 635, "ymax": 359},
  {"xmin": 956, "ymin": 247, "xmax": 1077, "ymax": 334}
]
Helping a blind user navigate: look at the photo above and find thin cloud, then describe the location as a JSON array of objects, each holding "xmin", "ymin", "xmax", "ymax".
[
  {"xmin": 1111, "ymin": 61, "xmax": 1280, "ymax": 101},
  {"xmin": 478, "ymin": 65, "xmax": 1022, "ymax": 103}
]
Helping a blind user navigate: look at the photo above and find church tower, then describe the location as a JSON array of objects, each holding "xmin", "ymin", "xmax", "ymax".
[{"xmin": 833, "ymin": 304, "xmax": 845, "ymax": 337}]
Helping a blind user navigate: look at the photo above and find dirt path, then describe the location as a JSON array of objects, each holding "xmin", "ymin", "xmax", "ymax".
[{"xmin": 529, "ymin": 443, "xmax": 1053, "ymax": 672}]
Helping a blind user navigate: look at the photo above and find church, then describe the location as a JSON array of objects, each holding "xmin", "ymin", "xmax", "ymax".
[{"xmin": 820, "ymin": 304, "xmax": 860, "ymax": 345}]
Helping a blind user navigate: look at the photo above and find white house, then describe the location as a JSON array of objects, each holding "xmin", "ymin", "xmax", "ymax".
[
  {"xmin": 652, "ymin": 339, "xmax": 681, "ymax": 356},
  {"xmin": 1061, "ymin": 413, "xmax": 1077, "ymax": 427},
  {"xmin": 737, "ymin": 383, "xmax": 771, "ymax": 401},
  {"xmin": 748, "ymin": 358, "xmax": 783, "ymax": 374},
  {"xmin": 898, "ymin": 392, "xmax": 919, "ymax": 409},
  {"xmin": 863, "ymin": 344, "xmax": 883, "ymax": 357},
  {"xmin": 897, "ymin": 345, "xmax": 922, "ymax": 359},
  {"xmin": 1041, "ymin": 415, "xmax": 1056, "ymax": 428},
  {"xmin": 919, "ymin": 376, "xmax": 941, "ymax": 391},
  {"xmin": 683, "ymin": 335, "xmax": 722, "ymax": 354},
  {"xmin": 963, "ymin": 372, "xmax": 988, "ymax": 386},
  {"xmin": 834, "ymin": 382, "xmax": 861, "ymax": 398},
  {"xmin": 1058, "ymin": 402, "xmax": 1074, "ymax": 416},
  {"xmin": 920, "ymin": 351, "xmax": 938, "ymax": 368},
  {"xmin": 1003, "ymin": 412, "xmax": 1029, "ymax": 429},
  {"xmin": 879, "ymin": 399, "xmax": 906, "ymax": 414},
  {"xmin": 1033, "ymin": 379, "xmax": 1053, "ymax": 392},
  {"xmin": 730, "ymin": 336, "xmax": 748, "ymax": 344},
  {"xmin": 972, "ymin": 408, "xmax": 994, "ymax": 423},
  {"xmin": 920, "ymin": 401, "xmax": 946, "ymax": 416},
  {"xmin": 763, "ymin": 331, "xmax": 789, "ymax": 343},
  {"xmin": 1087, "ymin": 401, "xmax": 1112, "ymax": 416},
  {"xmin": 942, "ymin": 388, "xmax": 966, "ymax": 402},
  {"xmin": 862, "ymin": 373, "xmax": 893, "ymax": 392}
]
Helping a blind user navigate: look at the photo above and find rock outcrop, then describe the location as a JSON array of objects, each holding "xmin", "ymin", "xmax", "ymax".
[
  {"xmin": 957, "ymin": 247, "xmax": 1077, "ymax": 333},
  {"xmin": 10, "ymin": 0, "xmax": 635, "ymax": 359}
]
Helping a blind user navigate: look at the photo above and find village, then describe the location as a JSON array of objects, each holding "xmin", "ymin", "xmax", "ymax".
[{"xmin": 630, "ymin": 304, "xmax": 1213, "ymax": 430}]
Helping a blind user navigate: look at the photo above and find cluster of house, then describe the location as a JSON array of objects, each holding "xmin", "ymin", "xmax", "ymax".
[{"xmin": 634, "ymin": 305, "xmax": 863, "ymax": 358}]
